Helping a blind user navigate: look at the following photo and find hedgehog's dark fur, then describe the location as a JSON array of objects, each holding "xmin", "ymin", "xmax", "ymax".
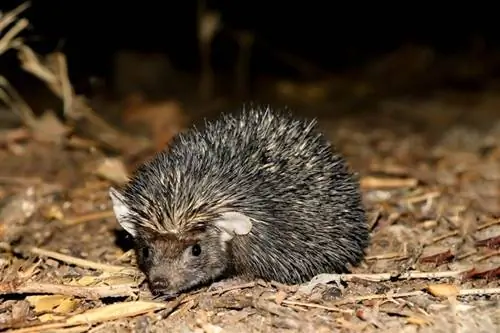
[{"xmin": 109, "ymin": 106, "xmax": 369, "ymax": 298}]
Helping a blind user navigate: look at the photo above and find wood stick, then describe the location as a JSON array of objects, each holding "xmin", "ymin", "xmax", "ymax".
[
  {"xmin": 28, "ymin": 247, "xmax": 139, "ymax": 275},
  {"xmin": 0, "ymin": 281, "xmax": 137, "ymax": 299}
]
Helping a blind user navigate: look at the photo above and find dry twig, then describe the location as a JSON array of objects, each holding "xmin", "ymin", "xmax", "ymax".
[
  {"xmin": 429, "ymin": 218, "xmax": 500, "ymax": 244},
  {"xmin": 63, "ymin": 210, "xmax": 116, "ymax": 226},
  {"xmin": 0, "ymin": 76, "xmax": 37, "ymax": 126},
  {"xmin": 334, "ymin": 287, "xmax": 500, "ymax": 306},
  {"xmin": 0, "ymin": 2, "xmax": 31, "ymax": 55},
  {"xmin": 0, "ymin": 2, "xmax": 30, "ymax": 31},
  {"xmin": 7, "ymin": 301, "xmax": 168, "ymax": 333},
  {"xmin": 205, "ymin": 282, "xmax": 256, "ymax": 296},
  {"xmin": 0, "ymin": 281, "xmax": 137, "ymax": 299},
  {"xmin": 0, "ymin": 5, "xmax": 152, "ymax": 154},
  {"xmin": 281, "ymin": 300, "xmax": 353, "ymax": 314},
  {"xmin": 360, "ymin": 176, "xmax": 418, "ymax": 189},
  {"xmin": 365, "ymin": 252, "xmax": 408, "ymax": 261},
  {"xmin": 312, "ymin": 270, "xmax": 467, "ymax": 283},
  {"xmin": 28, "ymin": 247, "xmax": 139, "ymax": 275},
  {"xmin": 334, "ymin": 291, "xmax": 426, "ymax": 306}
]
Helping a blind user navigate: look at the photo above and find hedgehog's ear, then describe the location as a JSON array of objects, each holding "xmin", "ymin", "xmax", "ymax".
[
  {"xmin": 109, "ymin": 187, "xmax": 137, "ymax": 237},
  {"xmin": 214, "ymin": 212, "xmax": 253, "ymax": 242}
]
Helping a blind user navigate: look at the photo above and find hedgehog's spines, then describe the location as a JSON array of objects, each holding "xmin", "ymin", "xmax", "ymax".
[{"xmin": 117, "ymin": 105, "xmax": 368, "ymax": 286}]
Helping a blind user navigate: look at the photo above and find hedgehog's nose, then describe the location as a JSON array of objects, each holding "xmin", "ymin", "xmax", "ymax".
[{"xmin": 149, "ymin": 279, "xmax": 170, "ymax": 293}]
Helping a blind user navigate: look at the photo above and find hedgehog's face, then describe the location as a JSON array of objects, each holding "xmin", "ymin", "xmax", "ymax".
[
  {"xmin": 133, "ymin": 228, "xmax": 232, "ymax": 298},
  {"xmin": 109, "ymin": 187, "xmax": 253, "ymax": 299}
]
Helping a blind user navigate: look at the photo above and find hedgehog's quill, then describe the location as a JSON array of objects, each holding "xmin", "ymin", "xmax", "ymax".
[{"xmin": 110, "ymin": 106, "xmax": 369, "ymax": 298}]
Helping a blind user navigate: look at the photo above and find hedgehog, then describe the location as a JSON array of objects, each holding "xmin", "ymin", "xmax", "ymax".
[{"xmin": 109, "ymin": 106, "xmax": 369, "ymax": 298}]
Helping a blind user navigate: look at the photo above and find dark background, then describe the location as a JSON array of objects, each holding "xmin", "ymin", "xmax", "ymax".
[{"xmin": 2, "ymin": 1, "xmax": 499, "ymax": 85}]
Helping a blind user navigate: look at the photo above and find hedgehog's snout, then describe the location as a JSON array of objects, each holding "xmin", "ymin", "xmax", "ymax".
[
  {"xmin": 150, "ymin": 280, "xmax": 179, "ymax": 300},
  {"xmin": 149, "ymin": 278, "xmax": 170, "ymax": 294},
  {"xmin": 148, "ymin": 273, "xmax": 183, "ymax": 299},
  {"xmin": 147, "ymin": 264, "xmax": 176, "ymax": 296}
]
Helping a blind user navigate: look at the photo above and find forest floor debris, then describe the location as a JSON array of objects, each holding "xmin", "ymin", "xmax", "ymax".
[{"xmin": 1, "ymin": 105, "xmax": 500, "ymax": 332}]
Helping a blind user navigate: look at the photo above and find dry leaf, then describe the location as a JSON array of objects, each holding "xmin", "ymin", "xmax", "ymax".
[
  {"xmin": 406, "ymin": 315, "xmax": 431, "ymax": 326},
  {"xmin": 54, "ymin": 298, "xmax": 78, "ymax": 314},
  {"xmin": 38, "ymin": 313, "xmax": 66, "ymax": 323},
  {"xmin": 65, "ymin": 301, "xmax": 167, "ymax": 325},
  {"xmin": 31, "ymin": 110, "xmax": 71, "ymax": 144},
  {"xmin": 462, "ymin": 265, "xmax": 500, "ymax": 281},
  {"xmin": 355, "ymin": 308, "xmax": 384, "ymax": 329},
  {"xmin": 425, "ymin": 284, "xmax": 460, "ymax": 297},
  {"xmin": 18, "ymin": 260, "xmax": 41, "ymax": 279},
  {"xmin": 0, "ymin": 186, "xmax": 40, "ymax": 243},
  {"xmin": 94, "ymin": 157, "xmax": 129, "ymax": 185},
  {"xmin": 11, "ymin": 301, "xmax": 30, "ymax": 321},
  {"xmin": 42, "ymin": 204, "xmax": 65, "ymax": 221},
  {"xmin": 421, "ymin": 220, "xmax": 438, "ymax": 229},
  {"xmin": 26, "ymin": 295, "xmax": 71, "ymax": 313},
  {"xmin": 0, "ymin": 127, "xmax": 31, "ymax": 146},
  {"xmin": 419, "ymin": 247, "xmax": 455, "ymax": 265},
  {"xmin": 72, "ymin": 276, "xmax": 100, "ymax": 286},
  {"xmin": 274, "ymin": 290, "xmax": 287, "ymax": 305},
  {"xmin": 102, "ymin": 275, "xmax": 139, "ymax": 286},
  {"xmin": 200, "ymin": 323, "xmax": 224, "ymax": 333},
  {"xmin": 476, "ymin": 235, "xmax": 500, "ymax": 249}
]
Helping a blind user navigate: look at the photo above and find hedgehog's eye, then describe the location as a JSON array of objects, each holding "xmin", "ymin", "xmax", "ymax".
[
  {"xmin": 191, "ymin": 244, "xmax": 201, "ymax": 256},
  {"xmin": 141, "ymin": 247, "xmax": 150, "ymax": 259}
]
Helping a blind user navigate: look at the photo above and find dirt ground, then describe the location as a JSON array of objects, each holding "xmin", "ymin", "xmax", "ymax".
[{"xmin": 1, "ymin": 89, "xmax": 500, "ymax": 333}]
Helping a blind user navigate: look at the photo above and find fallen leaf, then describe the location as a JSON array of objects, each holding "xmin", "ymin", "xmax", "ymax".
[
  {"xmin": 274, "ymin": 290, "xmax": 287, "ymax": 305},
  {"xmin": 406, "ymin": 315, "xmax": 431, "ymax": 326},
  {"xmin": 31, "ymin": 110, "xmax": 71, "ymax": 144},
  {"xmin": 41, "ymin": 204, "xmax": 65, "ymax": 221},
  {"xmin": 54, "ymin": 298, "xmax": 78, "ymax": 314},
  {"xmin": 355, "ymin": 308, "xmax": 384, "ymax": 329},
  {"xmin": 18, "ymin": 260, "xmax": 41, "ymax": 279},
  {"xmin": 335, "ymin": 317, "xmax": 368, "ymax": 331},
  {"xmin": 475, "ymin": 235, "xmax": 500, "ymax": 249},
  {"xmin": 462, "ymin": 265, "xmax": 500, "ymax": 281},
  {"xmin": 0, "ymin": 127, "xmax": 31, "ymax": 146},
  {"xmin": 382, "ymin": 309, "xmax": 432, "ymax": 326},
  {"xmin": 65, "ymin": 301, "xmax": 167, "ymax": 325},
  {"xmin": 102, "ymin": 275, "xmax": 140, "ymax": 286},
  {"xmin": 26, "ymin": 295, "xmax": 70, "ymax": 313},
  {"xmin": 38, "ymin": 313, "xmax": 66, "ymax": 323},
  {"xmin": 94, "ymin": 157, "xmax": 129, "ymax": 185},
  {"xmin": 419, "ymin": 247, "xmax": 455, "ymax": 265},
  {"xmin": 421, "ymin": 220, "xmax": 438, "ymax": 229},
  {"xmin": 425, "ymin": 284, "xmax": 459, "ymax": 297},
  {"xmin": 0, "ymin": 186, "xmax": 39, "ymax": 243},
  {"xmin": 68, "ymin": 276, "xmax": 98, "ymax": 287},
  {"xmin": 11, "ymin": 301, "xmax": 30, "ymax": 321},
  {"xmin": 66, "ymin": 135, "xmax": 99, "ymax": 150},
  {"xmin": 201, "ymin": 323, "xmax": 224, "ymax": 333}
]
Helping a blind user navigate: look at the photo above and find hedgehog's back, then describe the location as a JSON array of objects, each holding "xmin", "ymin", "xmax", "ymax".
[{"xmin": 125, "ymin": 106, "xmax": 368, "ymax": 279}]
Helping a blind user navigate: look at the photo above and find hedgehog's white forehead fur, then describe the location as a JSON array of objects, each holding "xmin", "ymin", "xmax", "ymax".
[{"xmin": 112, "ymin": 106, "xmax": 321, "ymax": 235}]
